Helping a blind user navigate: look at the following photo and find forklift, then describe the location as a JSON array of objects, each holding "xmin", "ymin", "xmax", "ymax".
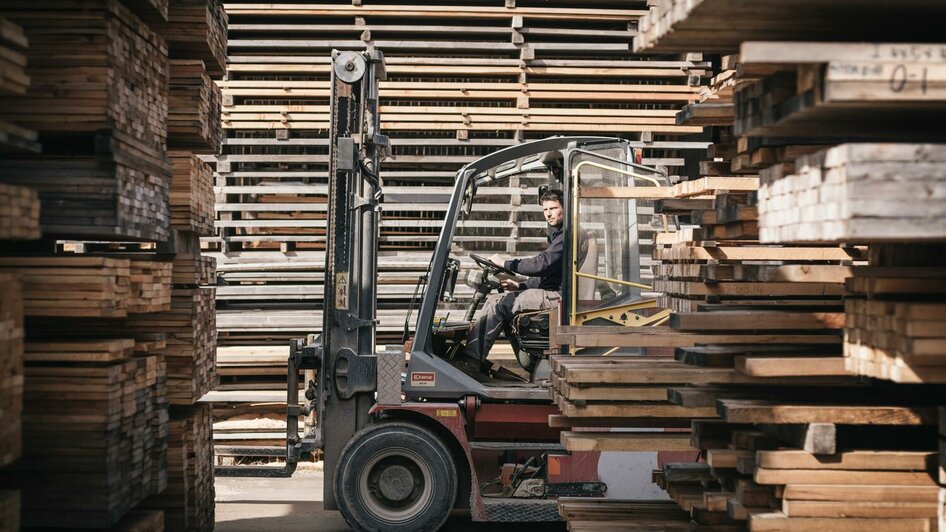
[{"xmin": 216, "ymin": 50, "xmax": 671, "ymax": 531}]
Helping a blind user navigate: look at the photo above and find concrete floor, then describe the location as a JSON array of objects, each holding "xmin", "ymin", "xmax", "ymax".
[{"xmin": 215, "ymin": 463, "xmax": 566, "ymax": 531}]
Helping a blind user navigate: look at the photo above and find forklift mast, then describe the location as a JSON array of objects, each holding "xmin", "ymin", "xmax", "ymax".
[
  {"xmin": 316, "ymin": 48, "xmax": 388, "ymax": 511},
  {"xmin": 214, "ymin": 50, "xmax": 388, "ymax": 497}
]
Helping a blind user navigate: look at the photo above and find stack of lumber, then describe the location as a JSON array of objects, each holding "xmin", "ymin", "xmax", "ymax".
[
  {"xmin": 127, "ymin": 288, "xmax": 217, "ymax": 405},
  {"xmin": 0, "ymin": 182, "xmax": 38, "ymax": 240},
  {"xmin": 7, "ymin": 353, "xmax": 164, "ymax": 528},
  {"xmin": 844, "ymin": 244, "xmax": 946, "ymax": 384},
  {"xmin": 628, "ymin": 3, "xmax": 946, "ymax": 532},
  {"xmin": 0, "ymin": 273, "xmax": 22, "ymax": 468},
  {"xmin": 169, "ymin": 61, "xmax": 222, "ymax": 153},
  {"xmin": 0, "ymin": 1, "xmax": 172, "ymax": 241},
  {"xmin": 107, "ymin": 510, "xmax": 165, "ymax": 532},
  {"xmin": 0, "ymin": 18, "xmax": 40, "ymax": 155},
  {"xmin": 0, "ymin": 490, "xmax": 17, "ymax": 531},
  {"xmin": 0, "ymin": 17, "xmax": 27, "ymax": 95},
  {"xmin": 0, "ymin": 0, "xmax": 169, "ymax": 160},
  {"xmin": 634, "ymin": 1, "xmax": 946, "ymax": 54},
  {"xmin": 0, "ymin": 256, "xmax": 132, "ymax": 318},
  {"xmin": 170, "ymin": 151, "xmax": 215, "ymax": 235},
  {"xmin": 118, "ymin": 0, "xmax": 168, "ymax": 25},
  {"xmin": 174, "ymin": 252, "xmax": 216, "ymax": 286},
  {"xmin": 758, "ymin": 143, "xmax": 946, "ymax": 243},
  {"xmin": 0, "ymin": 147, "xmax": 171, "ymax": 241},
  {"xmin": 167, "ymin": 0, "xmax": 227, "ymax": 77},
  {"xmin": 557, "ymin": 498, "xmax": 690, "ymax": 531},
  {"xmin": 129, "ymin": 260, "xmax": 173, "ymax": 313},
  {"xmin": 144, "ymin": 404, "xmax": 214, "ymax": 532}
]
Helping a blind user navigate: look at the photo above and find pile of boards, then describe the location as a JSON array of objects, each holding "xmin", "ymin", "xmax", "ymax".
[
  {"xmin": 0, "ymin": 0, "xmax": 225, "ymax": 529},
  {"xmin": 541, "ymin": 2, "xmax": 946, "ymax": 530}
]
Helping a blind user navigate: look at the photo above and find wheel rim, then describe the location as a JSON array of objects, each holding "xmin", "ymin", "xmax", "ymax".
[{"xmin": 358, "ymin": 446, "xmax": 433, "ymax": 524}]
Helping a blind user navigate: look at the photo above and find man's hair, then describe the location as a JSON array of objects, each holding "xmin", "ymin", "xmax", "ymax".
[{"xmin": 540, "ymin": 189, "xmax": 564, "ymax": 206}]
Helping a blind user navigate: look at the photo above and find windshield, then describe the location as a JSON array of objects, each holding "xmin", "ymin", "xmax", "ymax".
[{"xmin": 433, "ymin": 165, "xmax": 554, "ymax": 323}]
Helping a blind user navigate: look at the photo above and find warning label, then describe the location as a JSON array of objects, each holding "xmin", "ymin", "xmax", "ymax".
[{"xmin": 410, "ymin": 372, "xmax": 436, "ymax": 387}]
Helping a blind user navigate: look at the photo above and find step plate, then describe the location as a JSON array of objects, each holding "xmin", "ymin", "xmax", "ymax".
[{"xmin": 480, "ymin": 498, "xmax": 562, "ymax": 522}]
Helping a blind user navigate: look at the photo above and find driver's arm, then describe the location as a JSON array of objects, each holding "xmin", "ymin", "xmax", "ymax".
[{"xmin": 504, "ymin": 231, "xmax": 564, "ymax": 278}]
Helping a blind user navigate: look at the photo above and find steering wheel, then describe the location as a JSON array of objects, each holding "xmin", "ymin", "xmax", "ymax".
[{"xmin": 469, "ymin": 253, "xmax": 518, "ymax": 277}]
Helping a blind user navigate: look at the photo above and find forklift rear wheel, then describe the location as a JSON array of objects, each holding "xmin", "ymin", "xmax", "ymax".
[{"xmin": 334, "ymin": 421, "xmax": 457, "ymax": 531}]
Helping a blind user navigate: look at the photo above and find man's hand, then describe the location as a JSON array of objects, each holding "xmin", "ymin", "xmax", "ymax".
[
  {"xmin": 500, "ymin": 278, "xmax": 521, "ymax": 291},
  {"xmin": 488, "ymin": 253, "xmax": 505, "ymax": 267}
]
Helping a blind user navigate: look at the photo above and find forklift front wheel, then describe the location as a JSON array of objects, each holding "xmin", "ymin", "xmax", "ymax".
[{"xmin": 334, "ymin": 421, "xmax": 457, "ymax": 531}]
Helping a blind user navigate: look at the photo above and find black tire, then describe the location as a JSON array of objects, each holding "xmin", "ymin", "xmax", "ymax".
[{"xmin": 334, "ymin": 421, "xmax": 457, "ymax": 532}]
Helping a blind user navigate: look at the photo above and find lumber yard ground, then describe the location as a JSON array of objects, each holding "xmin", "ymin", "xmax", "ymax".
[{"xmin": 215, "ymin": 463, "xmax": 565, "ymax": 531}]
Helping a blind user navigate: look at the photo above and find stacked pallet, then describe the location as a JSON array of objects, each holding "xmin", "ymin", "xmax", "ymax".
[
  {"xmin": 144, "ymin": 404, "xmax": 214, "ymax": 532},
  {"xmin": 8, "ymin": 352, "xmax": 163, "ymax": 528},
  {"xmin": 169, "ymin": 61, "xmax": 223, "ymax": 153},
  {"xmin": 0, "ymin": 273, "xmax": 22, "ymax": 469},
  {"xmin": 170, "ymin": 151, "xmax": 215, "ymax": 234},
  {"xmin": 0, "ymin": 183, "xmax": 38, "ymax": 240}
]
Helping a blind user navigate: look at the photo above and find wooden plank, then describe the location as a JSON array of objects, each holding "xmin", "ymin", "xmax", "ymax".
[
  {"xmin": 757, "ymin": 450, "xmax": 936, "ymax": 471},
  {"xmin": 750, "ymin": 512, "xmax": 931, "ymax": 532},
  {"xmin": 720, "ymin": 400, "xmax": 937, "ymax": 425},
  {"xmin": 561, "ymin": 431, "xmax": 695, "ymax": 452},
  {"xmin": 756, "ymin": 468, "xmax": 939, "ymax": 487},
  {"xmin": 735, "ymin": 356, "xmax": 851, "ymax": 377}
]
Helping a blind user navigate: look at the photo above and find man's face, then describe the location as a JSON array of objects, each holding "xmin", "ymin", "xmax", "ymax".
[{"xmin": 542, "ymin": 199, "xmax": 564, "ymax": 228}]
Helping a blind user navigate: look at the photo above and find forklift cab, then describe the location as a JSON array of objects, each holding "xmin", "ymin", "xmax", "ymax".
[{"xmin": 404, "ymin": 137, "xmax": 668, "ymax": 399}]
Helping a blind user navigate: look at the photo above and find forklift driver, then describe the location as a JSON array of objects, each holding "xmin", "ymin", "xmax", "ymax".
[{"xmin": 459, "ymin": 189, "xmax": 571, "ymax": 373}]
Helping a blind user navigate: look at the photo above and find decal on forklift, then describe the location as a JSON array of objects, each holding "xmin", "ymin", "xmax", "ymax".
[
  {"xmin": 335, "ymin": 272, "xmax": 349, "ymax": 310},
  {"xmin": 410, "ymin": 372, "xmax": 436, "ymax": 387}
]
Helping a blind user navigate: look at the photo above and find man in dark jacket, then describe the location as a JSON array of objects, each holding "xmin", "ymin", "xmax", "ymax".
[{"xmin": 461, "ymin": 190, "xmax": 565, "ymax": 365}]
